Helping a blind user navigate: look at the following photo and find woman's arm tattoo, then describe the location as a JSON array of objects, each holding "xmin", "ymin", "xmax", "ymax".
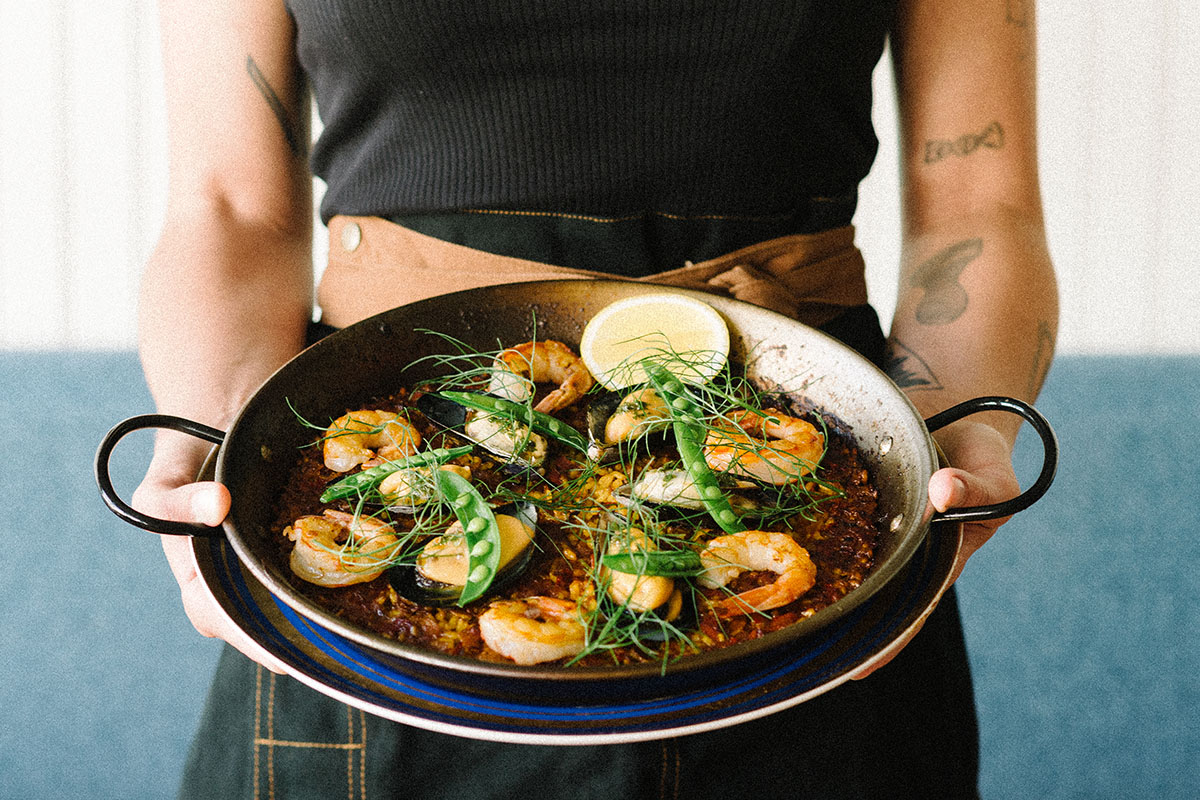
[
  {"xmin": 1026, "ymin": 320, "xmax": 1054, "ymax": 397},
  {"xmin": 246, "ymin": 55, "xmax": 303, "ymax": 157},
  {"xmin": 924, "ymin": 121, "xmax": 1004, "ymax": 164},
  {"xmin": 884, "ymin": 338, "xmax": 944, "ymax": 391},
  {"xmin": 1005, "ymin": 0, "xmax": 1033, "ymax": 60},
  {"xmin": 907, "ymin": 238, "xmax": 982, "ymax": 325},
  {"xmin": 1005, "ymin": 0, "xmax": 1029, "ymax": 28}
]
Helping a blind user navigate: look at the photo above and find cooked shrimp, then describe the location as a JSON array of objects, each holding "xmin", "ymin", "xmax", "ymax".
[
  {"xmin": 478, "ymin": 596, "xmax": 588, "ymax": 665},
  {"xmin": 703, "ymin": 408, "xmax": 824, "ymax": 485},
  {"xmin": 698, "ymin": 530, "xmax": 817, "ymax": 617},
  {"xmin": 487, "ymin": 340, "xmax": 595, "ymax": 414},
  {"xmin": 323, "ymin": 410, "xmax": 421, "ymax": 472},
  {"xmin": 286, "ymin": 510, "xmax": 401, "ymax": 588}
]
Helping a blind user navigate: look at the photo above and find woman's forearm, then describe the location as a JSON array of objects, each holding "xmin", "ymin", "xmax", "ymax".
[
  {"xmin": 142, "ymin": 0, "xmax": 314, "ymax": 478},
  {"xmin": 886, "ymin": 207, "xmax": 1057, "ymax": 446},
  {"xmin": 139, "ymin": 204, "xmax": 312, "ymax": 476},
  {"xmin": 888, "ymin": 0, "xmax": 1055, "ymax": 446}
]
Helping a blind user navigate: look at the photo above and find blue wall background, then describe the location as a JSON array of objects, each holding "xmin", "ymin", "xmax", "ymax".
[{"xmin": 2, "ymin": 353, "xmax": 1197, "ymax": 798}]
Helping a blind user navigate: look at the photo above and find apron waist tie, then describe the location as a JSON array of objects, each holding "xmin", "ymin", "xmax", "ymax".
[{"xmin": 318, "ymin": 215, "xmax": 869, "ymax": 329}]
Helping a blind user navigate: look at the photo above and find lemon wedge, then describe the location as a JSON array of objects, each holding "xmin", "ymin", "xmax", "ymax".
[{"xmin": 579, "ymin": 293, "xmax": 731, "ymax": 389}]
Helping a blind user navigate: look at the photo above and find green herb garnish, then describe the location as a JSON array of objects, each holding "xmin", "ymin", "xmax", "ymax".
[
  {"xmin": 644, "ymin": 363, "xmax": 748, "ymax": 535},
  {"xmin": 319, "ymin": 445, "xmax": 473, "ymax": 503},
  {"xmin": 436, "ymin": 390, "xmax": 588, "ymax": 452},
  {"xmin": 600, "ymin": 549, "xmax": 702, "ymax": 578}
]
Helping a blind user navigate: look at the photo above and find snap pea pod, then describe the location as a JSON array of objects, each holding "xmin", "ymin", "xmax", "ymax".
[
  {"xmin": 645, "ymin": 364, "xmax": 747, "ymax": 535},
  {"xmin": 601, "ymin": 549, "xmax": 702, "ymax": 578},
  {"xmin": 320, "ymin": 445, "xmax": 474, "ymax": 503},
  {"xmin": 431, "ymin": 468, "xmax": 501, "ymax": 605},
  {"xmin": 435, "ymin": 391, "xmax": 588, "ymax": 452}
]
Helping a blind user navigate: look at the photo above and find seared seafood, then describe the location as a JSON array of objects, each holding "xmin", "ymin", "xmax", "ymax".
[
  {"xmin": 617, "ymin": 468, "xmax": 759, "ymax": 516},
  {"xmin": 704, "ymin": 409, "xmax": 825, "ymax": 485},
  {"xmin": 698, "ymin": 530, "xmax": 817, "ymax": 617},
  {"xmin": 463, "ymin": 411, "xmax": 549, "ymax": 468},
  {"xmin": 323, "ymin": 410, "xmax": 421, "ymax": 472},
  {"xmin": 487, "ymin": 340, "xmax": 595, "ymax": 414},
  {"xmin": 412, "ymin": 506, "xmax": 538, "ymax": 602},
  {"xmin": 274, "ymin": 323, "xmax": 882, "ymax": 668},
  {"xmin": 286, "ymin": 509, "xmax": 401, "ymax": 587},
  {"xmin": 602, "ymin": 530, "xmax": 676, "ymax": 614},
  {"xmin": 602, "ymin": 387, "xmax": 672, "ymax": 445},
  {"xmin": 479, "ymin": 597, "xmax": 588, "ymax": 665},
  {"xmin": 378, "ymin": 463, "xmax": 471, "ymax": 508}
]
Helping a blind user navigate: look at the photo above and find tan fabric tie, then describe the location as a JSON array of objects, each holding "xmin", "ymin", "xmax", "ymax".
[{"xmin": 317, "ymin": 215, "xmax": 869, "ymax": 329}]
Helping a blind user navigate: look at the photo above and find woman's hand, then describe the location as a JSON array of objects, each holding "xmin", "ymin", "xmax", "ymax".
[
  {"xmin": 132, "ymin": 446, "xmax": 288, "ymax": 674},
  {"xmin": 926, "ymin": 420, "xmax": 1021, "ymax": 584},
  {"xmin": 850, "ymin": 420, "xmax": 1019, "ymax": 679}
]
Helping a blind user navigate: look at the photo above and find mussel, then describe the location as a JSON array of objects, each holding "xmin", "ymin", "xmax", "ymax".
[
  {"xmin": 585, "ymin": 386, "xmax": 673, "ymax": 461},
  {"xmin": 595, "ymin": 527, "xmax": 699, "ymax": 643},
  {"xmin": 390, "ymin": 501, "xmax": 539, "ymax": 606},
  {"xmin": 600, "ymin": 529, "xmax": 677, "ymax": 613},
  {"xmin": 375, "ymin": 463, "xmax": 472, "ymax": 514},
  {"xmin": 613, "ymin": 468, "xmax": 760, "ymax": 517},
  {"xmin": 415, "ymin": 392, "xmax": 548, "ymax": 469},
  {"xmin": 464, "ymin": 412, "xmax": 548, "ymax": 468},
  {"xmin": 608, "ymin": 589, "xmax": 697, "ymax": 644}
]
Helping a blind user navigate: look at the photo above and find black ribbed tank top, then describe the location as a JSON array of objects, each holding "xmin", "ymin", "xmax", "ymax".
[{"xmin": 288, "ymin": 1, "xmax": 896, "ymax": 228}]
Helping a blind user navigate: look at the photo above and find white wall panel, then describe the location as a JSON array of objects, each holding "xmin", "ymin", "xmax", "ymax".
[
  {"xmin": 862, "ymin": 4, "xmax": 1200, "ymax": 354},
  {"xmin": 0, "ymin": 4, "xmax": 73, "ymax": 347},
  {"xmin": 1156, "ymin": 1, "xmax": 1200, "ymax": 352},
  {"xmin": 1, "ymin": 2, "xmax": 1197, "ymax": 353},
  {"xmin": 64, "ymin": 2, "xmax": 146, "ymax": 348}
]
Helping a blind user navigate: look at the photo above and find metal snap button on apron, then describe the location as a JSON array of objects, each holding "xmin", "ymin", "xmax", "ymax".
[{"xmin": 341, "ymin": 221, "xmax": 362, "ymax": 252}]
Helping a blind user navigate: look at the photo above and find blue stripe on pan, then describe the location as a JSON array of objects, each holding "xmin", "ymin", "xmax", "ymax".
[
  {"xmin": 209, "ymin": 544, "xmax": 491, "ymax": 729},
  {"xmin": 225, "ymin": 540, "xmax": 926, "ymax": 735},
  {"xmin": 285, "ymin": 544, "xmax": 931, "ymax": 724},
  {"xmin": 210, "ymin": 536, "xmax": 934, "ymax": 736},
  {"xmin": 280, "ymin": 600, "xmax": 836, "ymax": 720},
  {"xmin": 217, "ymin": 538, "xmax": 929, "ymax": 734},
  {"xmin": 289, "ymin": 583, "xmax": 862, "ymax": 716}
]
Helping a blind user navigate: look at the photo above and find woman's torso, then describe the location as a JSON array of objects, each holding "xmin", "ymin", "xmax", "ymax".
[{"xmin": 288, "ymin": 0, "xmax": 897, "ymax": 273}]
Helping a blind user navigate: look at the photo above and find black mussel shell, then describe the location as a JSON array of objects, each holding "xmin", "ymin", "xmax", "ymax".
[
  {"xmin": 415, "ymin": 391, "xmax": 468, "ymax": 430},
  {"xmin": 584, "ymin": 388, "xmax": 622, "ymax": 454}
]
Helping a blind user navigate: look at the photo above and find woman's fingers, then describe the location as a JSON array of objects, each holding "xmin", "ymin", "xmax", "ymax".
[
  {"xmin": 160, "ymin": 534, "xmax": 289, "ymax": 674},
  {"xmin": 134, "ymin": 472, "xmax": 286, "ymax": 673},
  {"xmin": 853, "ymin": 424, "xmax": 1021, "ymax": 680},
  {"xmin": 133, "ymin": 479, "xmax": 231, "ymax": 527}
]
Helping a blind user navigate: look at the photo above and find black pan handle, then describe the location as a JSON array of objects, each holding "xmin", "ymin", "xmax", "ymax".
[
  {"xmin": 924, "ymin": 396, "xmax": 1058, "ymax": 523},
  {"xmin": 95, "ymin": 414, "xmax": 227, "ymax": 537}
]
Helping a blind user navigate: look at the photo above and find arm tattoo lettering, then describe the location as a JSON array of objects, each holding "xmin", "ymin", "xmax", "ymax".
[
  {"xmin": 1026, "ymin": 320, "xmax": 1055, "ymax": 398},
  {"xmin": 924, "ymin": 122, "xmax": 1004, "ymax": 165},
  {"xmin": 907, "ymin": 238, "xmax": 982, "ymax": 326},
  {"xmin": 246, "ymin": 56, "xmax": 303, "ymax": 157},
  {"xmin": 884, "ymin": 339, "xmax": 944, "ymax": 391}
]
